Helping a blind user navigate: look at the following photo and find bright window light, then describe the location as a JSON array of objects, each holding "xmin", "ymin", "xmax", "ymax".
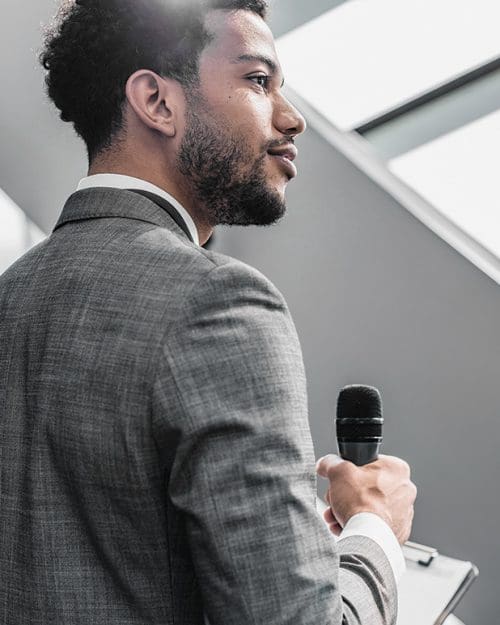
[
  {"xmin": 276, "ymin": 0, "xmax": 500, "ymax": 131},
  {"xmin": 0, "ymin": 189, "xmax": 46, "ymax": 274},
  {"xmin": 389, "ymin": 109, "xmax": 500, "ymax": 259}
]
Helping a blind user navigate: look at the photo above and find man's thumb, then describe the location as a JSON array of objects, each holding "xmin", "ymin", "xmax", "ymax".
[{"xmin": 316, "ymin": 454, "xmax": 343, "ymax": 477}]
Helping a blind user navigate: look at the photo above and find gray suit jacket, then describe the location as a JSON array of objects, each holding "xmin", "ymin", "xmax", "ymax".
[{"xmin": 0, "ymin": 188, "xmax": 397, "ymax": 624}]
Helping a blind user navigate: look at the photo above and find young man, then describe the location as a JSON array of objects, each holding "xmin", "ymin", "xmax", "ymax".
[{"xmin": 0, "ymin": 1, "xmax": 416, "ymax": 623}]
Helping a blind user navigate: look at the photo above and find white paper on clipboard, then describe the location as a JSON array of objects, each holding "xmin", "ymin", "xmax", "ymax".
[{"xmin": 397, "ymin": 542, "xmax": 478, "ymax": 625}]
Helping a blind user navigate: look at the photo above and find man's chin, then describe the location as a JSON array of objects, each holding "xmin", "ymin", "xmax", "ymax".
[
  {"xmin": 218, "ymin": 208, "xmax": 286, "ymax": 227},
  {"xmin": 196, "ymin": 169, "xmax": 287, "ymax": 227},
  {"xmin": 214, "ymin": 195, "xmax": 286, "ymax": 227}
]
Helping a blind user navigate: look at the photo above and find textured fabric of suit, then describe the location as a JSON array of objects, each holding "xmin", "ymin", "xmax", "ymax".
[{"xmin": 0, "ymin": 187, "xmax": 397, "ymax": 624}]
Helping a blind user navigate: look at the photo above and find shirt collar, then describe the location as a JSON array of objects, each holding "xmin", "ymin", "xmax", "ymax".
[{"xmin": 77, "ymin": 174, "xmax": 200, "ymax": 246}]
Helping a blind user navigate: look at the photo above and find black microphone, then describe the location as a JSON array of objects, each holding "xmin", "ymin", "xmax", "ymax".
[{"xmin": 336, "ymin": 385, "xmax": 383, "ymax": 466}]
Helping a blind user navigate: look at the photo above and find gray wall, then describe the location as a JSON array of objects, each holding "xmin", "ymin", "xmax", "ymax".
[
  {"xmin": 0, "ymin": 0, "xmax": 87, "ymax": 233},
  {"xmin": 214, "ymin": 126, "xmax": 500, "ymax": 624}
]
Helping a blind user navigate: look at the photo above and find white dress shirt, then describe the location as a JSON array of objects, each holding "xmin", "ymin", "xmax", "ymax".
[
  {"xmin": 340, "ymin": 511, "xmax": 405, "ymax": 581},
  {"xmin": 77, "ymin": 173, "xmax": 200, "ymax": 245},
  {"xmin": 76, "ymin": 173, "xmax": 405, "ymax": 583}
]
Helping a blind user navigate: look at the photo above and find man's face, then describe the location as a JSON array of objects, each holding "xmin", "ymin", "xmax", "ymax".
[{"xmin": 176, "ymin": 9, "xmax": 306, "ymax": 227}]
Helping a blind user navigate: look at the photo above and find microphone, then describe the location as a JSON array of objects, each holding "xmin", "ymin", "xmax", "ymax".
[{"xmin": 336, "ymin": 385, "xmax": 383, "ymax": 466}]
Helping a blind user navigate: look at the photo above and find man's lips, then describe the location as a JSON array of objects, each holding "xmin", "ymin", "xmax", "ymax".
[{"xmin": 267, "ymin": 145, "xmax": 298, "ymax": 179}]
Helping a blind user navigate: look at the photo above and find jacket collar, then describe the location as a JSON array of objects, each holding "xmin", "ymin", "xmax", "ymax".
[{"xmin": 53, "ymin": 187, "xmax": 192, "ymax": 243}]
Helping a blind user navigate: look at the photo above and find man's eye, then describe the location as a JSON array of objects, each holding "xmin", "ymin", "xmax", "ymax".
[{"xmin": 249, "ymin": 75, "xmax": 270, "ymax": 89}]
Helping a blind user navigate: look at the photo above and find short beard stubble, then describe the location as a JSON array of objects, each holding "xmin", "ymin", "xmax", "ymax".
[{"xmin": 176, "ymin": 93, "xmax": 287, "ymax": 227}]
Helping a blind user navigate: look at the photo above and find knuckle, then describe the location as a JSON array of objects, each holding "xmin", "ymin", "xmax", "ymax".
[
  {"xmin": 315, "ymin": 457, "xmax": 326, "ymax": 472},
  {"xmin": 376, "ymin": 454, "xmax": 390, "ymax": 468},
  {"xmin": 326, "ymin": 465, "xmax": 335, "ymax": 480},
  {"xmin": 327, "ymin": 460, "xmax": 350, "ymax": 480},
  {"xmin": 397, "ymin": 457, "xmax": 411, "ymax": 475},
  {"xmin": 411, "ymin": 482, "xmax": 418, "ymax": 500},
  {"xmin": 381, "ymin": 455, "xmax": 409, "ymax": 475},
  {"xmin": 327, "ymin": 467, "xmax": 341, "ymax": 482},
  {"xmin": 339, "ymin": 461, "xmax": 358, "ymax": 481},
  {"xmin": 388, "ymin": 456, "xmax": 411, "ymax": 478},
  {"xmin": 319, "ymin": 454, "xmax": 342, "ymax": 476}
]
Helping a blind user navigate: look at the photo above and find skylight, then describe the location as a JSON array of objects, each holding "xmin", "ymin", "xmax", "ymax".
[
  {"xmin": 389, "ymin": 109, "xmax": 500, "ymax": 259},
  {"xmin": 276, "ymin": 0, "xmax": 500, "ymax": 131}
]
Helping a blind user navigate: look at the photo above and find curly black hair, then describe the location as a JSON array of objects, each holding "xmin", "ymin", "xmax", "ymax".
[{"xmin": 40, "ymin": 0, "xmax": 268, "ymax": 162}]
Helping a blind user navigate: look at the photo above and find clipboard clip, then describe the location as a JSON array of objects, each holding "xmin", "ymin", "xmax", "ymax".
[{"xmin": 403, "ymin": 540, "xmax": 439, "ymax": 567}]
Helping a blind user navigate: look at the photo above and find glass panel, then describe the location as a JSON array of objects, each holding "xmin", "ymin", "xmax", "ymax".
[
  {"xmin": 362, "ymin": 68, "xmax": 500, "ymax": 160},
  {"xmin": 277, "ymin": 0, "xmax": 500, "ymax": 131},
  {"xmin": 389, "ymin": 109, "xmax": 500, "ymax": 259},
  {"xmin": 0, "ymin": 188, "xmax": 45, "ymax": 274},
  {"xmin": 269, "ymin": 0, "xmax": 346, "ymax": 38}
]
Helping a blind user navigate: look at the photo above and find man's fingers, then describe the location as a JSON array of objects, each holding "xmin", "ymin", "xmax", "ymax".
[
  {"xmin": 316, "ymin": 454, "xmax": 344, "ymax": 478},
  {"xmin": 317, "ymin": 452, "xmax": 416, "ymax": 543},
  {"xmin": 323, "ymin": 506, "xmax": 335, "ymax": 524},
  {"xmin": 328, "ymin": 522, "xmax": 343, "ymax": 537},
  {"xmin": 323, "ymin": 506, "xmax": 343, "ymax": 536}
]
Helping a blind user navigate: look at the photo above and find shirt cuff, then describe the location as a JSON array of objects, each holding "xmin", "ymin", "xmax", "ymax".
[{"xmin": 338, "ymin": 512, "xmax": 406, "ymax": 582}]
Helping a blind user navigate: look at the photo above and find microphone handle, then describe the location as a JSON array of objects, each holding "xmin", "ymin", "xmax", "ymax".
[{"xmin": 338, "ymin": 439, "xmax": 381, "ymax": 466}]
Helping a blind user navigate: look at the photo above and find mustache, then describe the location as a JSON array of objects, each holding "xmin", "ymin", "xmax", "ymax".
[{"xmin": 265, "ymin": 135, "xmax": 296, "ymax": 152}]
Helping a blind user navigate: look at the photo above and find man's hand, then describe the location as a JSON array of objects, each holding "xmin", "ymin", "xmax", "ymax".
[{"xmin": 316, "ymin": 454, "xmax": 417, "ymax": 544}]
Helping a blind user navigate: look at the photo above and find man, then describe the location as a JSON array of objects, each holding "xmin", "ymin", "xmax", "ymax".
[{"xmin": 0, "ymin": 1, "xmax": 416, "ymax": 623}]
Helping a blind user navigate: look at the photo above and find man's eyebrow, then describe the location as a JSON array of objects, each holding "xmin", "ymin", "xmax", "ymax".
[{"xmin": 232, "ymin": 54, "xmax": 285, "ymax": 87}]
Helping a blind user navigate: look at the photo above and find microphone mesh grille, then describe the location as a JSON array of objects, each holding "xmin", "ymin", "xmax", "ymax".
[{"xmin": 336, "ymin": 385, "xmax": 383, "ymax": 423}]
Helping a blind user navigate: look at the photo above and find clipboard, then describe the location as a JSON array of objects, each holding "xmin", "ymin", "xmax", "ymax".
[{"xmin": 397, "ymin": 541, "xmax": 478, "ymax": 625}]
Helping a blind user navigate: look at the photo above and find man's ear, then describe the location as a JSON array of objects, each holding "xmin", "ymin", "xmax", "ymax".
[{"xmin": 125, "ymin": 70, "xmax": 183, "ymax": 138}]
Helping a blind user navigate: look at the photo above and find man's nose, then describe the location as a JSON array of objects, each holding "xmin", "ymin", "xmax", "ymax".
[{"xmin": 274, "ymin": 94, "xmax": 307, "ymax": 137}]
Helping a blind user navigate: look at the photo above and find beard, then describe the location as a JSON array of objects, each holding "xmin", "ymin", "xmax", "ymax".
[{"xmin": 176, "ymin": 98, "xmax": 286, "ymax": 227}]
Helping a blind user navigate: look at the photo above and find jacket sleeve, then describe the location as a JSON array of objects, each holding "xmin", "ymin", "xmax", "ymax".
[{"xmin": 151, "ymin": 258, "xmax": 397, "ymax": 625}]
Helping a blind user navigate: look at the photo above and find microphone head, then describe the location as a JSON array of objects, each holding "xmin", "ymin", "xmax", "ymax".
[{"xmin": 336, "ymin": 384, "xmax": 383, "ymax": 441}]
